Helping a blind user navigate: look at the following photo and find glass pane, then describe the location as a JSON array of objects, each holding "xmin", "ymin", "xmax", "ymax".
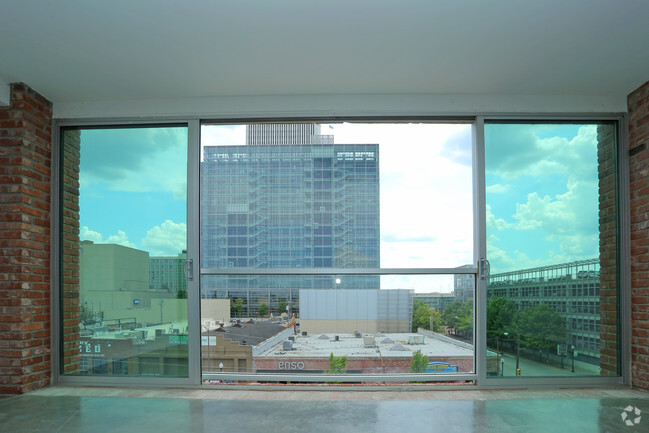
[
  {"xmin": 60, "ymin": 126, "xmax": 189, "ymax": 377},
  {"xmin": 200, "ymin": 274, "xmax": 475, "ymax": 380},
  {"xmin": 200, "ymin": 122, "xmax": 473, "ymax": 270},
  {"xmin": 484, "ymin": 122, "xmax": 618, "ymax": 377}
]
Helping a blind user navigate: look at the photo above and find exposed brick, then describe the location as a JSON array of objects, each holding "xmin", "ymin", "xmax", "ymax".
[
  {"xmin": 0, "ymin": 83, "xmax": 52, "ymax": 394},
  {"xmin": 629, "ymin": 79, "xmax": 649, "ymax": 390}
]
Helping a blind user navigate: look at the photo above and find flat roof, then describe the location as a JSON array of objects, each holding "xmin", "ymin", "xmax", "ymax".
[{"xmin": 257, "ymin": 332, "xmax": 474, "ymax": 358}]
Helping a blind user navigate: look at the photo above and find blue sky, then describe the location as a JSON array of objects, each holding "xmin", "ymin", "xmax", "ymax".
[
  {"xmin": 485, "ymin": 123, "xmax": 600, "ymax": 274},
  {"xmin": 78, "ymin": 127, "xmax": 188, "ymax": 256}
]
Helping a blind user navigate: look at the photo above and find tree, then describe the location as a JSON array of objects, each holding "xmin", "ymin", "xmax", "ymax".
[
  {"xmin": 442, "ymin": 300, "xmax": 473, "ymax": 335},
  {"xmin": 412, "ymin": 300, "xmax": 432, "ymax": 332},
  {"xmin": 514, "ymin": 304, "xmax": 565, "ymax": 351},
  {"xmin": 176, "ymin": 289, "xmax": 188, "ymax": 299},
  {"xmin": 410, "ymin": 349, "xmax": 429, "ymax": 373},
  {"xmin": 486, "ymin": 296, "xmax": 517, "ymax": 339},
  {"xmin": 324, "ymin": 353, "xmax": 347, "ymax": 374},
  {"xmin": 230, "ymin": 298, "xmax": 244, "ymax": 318},
  {"xmin": 456, "ymin": 300, "xmax": 474, "ymax": 335},
  {"xmin": 431, "ymin": 308, "xmax": 444, "ymax": 333},
  {"xmin": 257, "ymin": 303, "xmax": 269, "ymax": 317},
  {"xmin": 277, "ymin": 298, "xmax": 289, "ymax": 315},
  {"xmin": 80, "ymin": 305, "xmax": 95, "ymax": 328},
  {"xmin": 441, "ymin": 301, "xmax": 463, "ymax": 329}
]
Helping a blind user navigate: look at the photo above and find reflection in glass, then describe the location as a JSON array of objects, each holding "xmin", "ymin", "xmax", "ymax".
[
  {"xmin": 484, "ymin": 122, "xmax": 618, "ymax": 377},
  {"xmin": 61, "ymin": 126, "xmax": 189, "ymax": 377}
]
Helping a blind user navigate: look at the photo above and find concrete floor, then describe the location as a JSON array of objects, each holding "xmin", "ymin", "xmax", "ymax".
[{"xmin": 1, "ymin": 386, "xmax": 647, "ymax": 433}]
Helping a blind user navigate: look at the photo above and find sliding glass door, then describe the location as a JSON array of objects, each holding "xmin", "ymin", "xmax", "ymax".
[
  {"xmin": 482, "ymin": 121, "xmax": 620, "ymax": 379},
  {"xmin": 59, "ymin": 125, "xmax": 193, "ymax": 380}
]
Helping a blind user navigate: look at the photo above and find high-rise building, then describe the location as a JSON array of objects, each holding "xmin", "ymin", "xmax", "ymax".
[
  {"xmin": 200, "ymin": 125, "xmax": 380, "ymax": 316},
  {"xmin": 246, "ymin": 123, "xmax": 333, "ymax": 145}
]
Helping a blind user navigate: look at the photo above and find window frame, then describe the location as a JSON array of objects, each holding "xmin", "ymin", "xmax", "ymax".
[{"xmin": 51, "ymin": 114, "xmax": 629, "ymax": 388}]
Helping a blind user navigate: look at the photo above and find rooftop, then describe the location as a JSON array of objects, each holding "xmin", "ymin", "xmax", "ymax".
[{"xmin": 258, "ymin": 331, "xmax": 473, "ymax": 358}]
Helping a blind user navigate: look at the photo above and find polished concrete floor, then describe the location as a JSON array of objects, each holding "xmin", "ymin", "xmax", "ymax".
[{"xmin": 1, "ymin": 386, "xmax": 648, "ymax": 433}]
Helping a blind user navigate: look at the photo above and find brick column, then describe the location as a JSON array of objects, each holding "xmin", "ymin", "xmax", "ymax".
[
  {"xmin": 0, "ymin": 83, "xmax": 53, "ymax": 394},
  {"xmin": 598, "ymin": 123, "xmax": 618, "ymax": 376},
  {"xmin": 60, "ymin": 129, "xmax": 80, "ymax": 375},
  {"xmin": 628, "ymin": 79, "xmax": 649, "ymax": 390}
]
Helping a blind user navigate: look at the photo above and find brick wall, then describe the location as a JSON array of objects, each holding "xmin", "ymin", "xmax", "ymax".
[
  {"xmin": 628, "ymin": 79, "xmax": 649, "ymax": 390},
  {"xmin": 0, "ymin": 83, "xmax": 53, "ymax": 394},
  {"xmin": 598, "ymin": 124, "xmax": 619, "ymax": 376},
  {"xmin": 60, "ymin": 129, "xmax": 81, "ymax": 375}
]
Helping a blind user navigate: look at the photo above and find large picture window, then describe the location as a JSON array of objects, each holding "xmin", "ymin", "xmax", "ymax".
[
  {"xmin": 199, "ymin": 122, "xmax": 477, "ymax": 381},
  {"xmin": 56, "ymin": 117, "xmax": 622, "ymax": 386}
]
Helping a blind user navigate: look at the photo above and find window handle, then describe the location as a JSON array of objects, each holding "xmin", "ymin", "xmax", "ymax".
[
  {"xmin": 480, "ymin": 258, "xmax": 490, "ymax": 280},
  {"xmin": 184, "ymin": 259, "xmax": 194, "ymax": 281}
]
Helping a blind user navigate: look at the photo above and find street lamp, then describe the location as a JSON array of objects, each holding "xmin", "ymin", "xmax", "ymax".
[
  {"xmin": 502, "ymin": 332, "xmax": 509, "ymax": 376},
  {"xmin": 571, "ymin": 345, "xmax": 575, "ymax": 373},
  {"xmin": 515, "ymin": 335, "xmax": 520, "ymax": 376}
]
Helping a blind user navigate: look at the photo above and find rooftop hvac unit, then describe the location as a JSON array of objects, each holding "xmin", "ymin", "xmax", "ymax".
[
  {"xmin": 354, "ymin": 331, "xmax": 362, "ymax": 338},
  {"xmin": 282, "ymin": 340, "xmax": 293, "ymax": 351},
  {"xmin": 407, "ymin": 335, "xmax": 425, "ymax": 345},
  {"xmin": 288, "ymin": 336, "xmax": 295, "ymax": 341},
  {"xmin": 363, "ymin": 336, "xmax": 376, "ymax": 348},
  {"xmin": 302, "ymin": 331, "xmax": 308, "ymax": 336}
]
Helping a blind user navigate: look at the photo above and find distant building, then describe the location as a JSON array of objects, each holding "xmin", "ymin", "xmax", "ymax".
[
  {"xmin": 454, "ymin": 266, "xmax": 475, "ymax": 303},
  {"xmin": 80, "ymin": 241, "xmax": 149, "ymax": 292},
  {"xmin": 487, "ymin": 258, "xmax": 600, "ymax": 360},
  {"xmin": 299, "ymin": 289, "xmax": 413, "ymax": 334},
  {"xmin": 415, "ymin": 292, "xmax": 456, "ymax": 312},
  {"xmin": 201, "ymin": 124, "xmax": 380, "ymax": 315},
  {"xmin": 79, "ymin": 241, "xmax": 179, "ymax": 324},
  {"xmin": 149, "ymin": 250, "xmax": 187, "ymax": 293},
  {"xmin": 246, "ymin": 123, "xmax": 333, "ymax": 145}
]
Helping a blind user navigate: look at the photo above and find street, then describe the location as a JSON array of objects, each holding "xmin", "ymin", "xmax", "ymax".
[{"xmin": 497, "ymin": 351, "xmax": 601, "ymax": 377}]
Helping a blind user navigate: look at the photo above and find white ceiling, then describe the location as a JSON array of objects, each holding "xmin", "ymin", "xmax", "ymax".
[{"xmin": 1, "ymin": 1, "xmax": 649, "ymax": 111}]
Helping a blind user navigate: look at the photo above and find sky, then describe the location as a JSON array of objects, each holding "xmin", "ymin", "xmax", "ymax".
[
  {"xmin": 77, "ymin": 121, "xmax": 602, "ymax": 292},
  {"xmin": 484, "ymin": 123, "xmax": 601, "ymax": 274}
]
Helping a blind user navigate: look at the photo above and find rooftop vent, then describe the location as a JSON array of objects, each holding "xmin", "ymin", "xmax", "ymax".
[{"xmin": 389, "ymin": 344, "xmax": 409, "ymax": 351}]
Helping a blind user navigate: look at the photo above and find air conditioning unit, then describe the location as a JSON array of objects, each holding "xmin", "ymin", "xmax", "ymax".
[
  {"xmin": 283, "ymin": 340, "xmax": 293, "ymax": 351},
  {"xmin": 363, "ymin": 336, "xmax": 376, "ymax": 348},
  {"xmin": 407, "ymin": 335, "xmax": 425, "ymax": 345}
]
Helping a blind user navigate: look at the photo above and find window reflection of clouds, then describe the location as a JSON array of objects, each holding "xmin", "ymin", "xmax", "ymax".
[
  {"xmin": 78, "ymin": 127, "xmax": 188, "ymax": 256},
  {"xmin": 485, "ymin": 124, "xmax": 600, "ymax": 272}
]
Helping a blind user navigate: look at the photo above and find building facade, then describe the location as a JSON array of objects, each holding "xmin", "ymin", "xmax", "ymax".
[
  {"xmin": 200, "ymin": 133, "xmax": 380, "ymax": 316},
  {"xmin": 487, "ymin": 259, "xmax": 601, "ymax": 360},
  {"xmin": 149, "ymin": 251, "xmax": 188, "ymax": 294}
]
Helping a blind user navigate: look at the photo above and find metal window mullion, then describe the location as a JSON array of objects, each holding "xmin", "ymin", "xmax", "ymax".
[{"xmin": 200, "ymin": 267, "xmax": 479, "ymax": 276}]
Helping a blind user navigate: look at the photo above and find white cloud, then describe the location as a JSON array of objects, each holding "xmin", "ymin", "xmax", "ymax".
[
  {"xmin": 80, "ymin": 127, "xmax": 188, "ymax": 200},
  {"xmin": 486, "ymin": 184, "xmax": 511, "ymax": 194},
  {"xmin": 486, "ymin": 124, "xmax": 597, "ymax": 182},
  {"xmin": 80, "ymin": 226, "xmax": 137, "ymax": 249},
  {"xmin": 486, "ymin": 204, "xmax": 512, "ymax": 231},
  {"xmin": 141, "ymin": 220, "xmax": 187, "ymax": 257}
]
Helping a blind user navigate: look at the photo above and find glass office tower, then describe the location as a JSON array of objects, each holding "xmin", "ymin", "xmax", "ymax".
[{"xmin": 201, "ymin": 127, "xmax": 380, "ymax": 316}]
